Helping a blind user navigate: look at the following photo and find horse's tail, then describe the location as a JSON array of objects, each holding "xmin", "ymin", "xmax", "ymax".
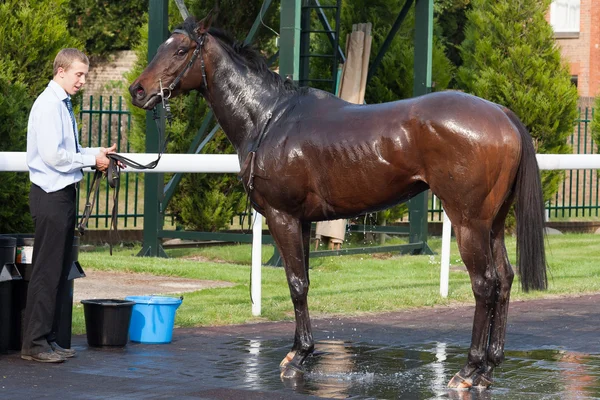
[{"xmin": 505, "ymin": 108, "xmax": 548, "ymax": 291}]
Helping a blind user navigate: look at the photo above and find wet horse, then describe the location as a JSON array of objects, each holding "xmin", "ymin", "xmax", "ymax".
[{"xmin": 129, "ymin": 15, "xmax": 548, "ymax": 389}]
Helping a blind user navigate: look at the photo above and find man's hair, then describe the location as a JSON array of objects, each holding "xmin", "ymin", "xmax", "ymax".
[{"xmin": 53, "ymin": 48, "xmax": 89, "ymax": 76}]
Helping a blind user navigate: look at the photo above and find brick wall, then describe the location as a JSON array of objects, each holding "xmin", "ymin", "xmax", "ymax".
[
  {"xmin": 590, "ymin": 0, "xmax": 600, "ymax": 97},
  {"xmin": 553, "ymin": 0, "xmax": 600, "ymax": 97},
  {"xmin": 85, "ymin": 50, "xmax": 138, "ymax": 97}
]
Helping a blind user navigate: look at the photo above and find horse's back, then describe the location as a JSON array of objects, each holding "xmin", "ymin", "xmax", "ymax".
[{"xmin": 298, "ymin": 90, "xmax": 523, "ymax": 184}]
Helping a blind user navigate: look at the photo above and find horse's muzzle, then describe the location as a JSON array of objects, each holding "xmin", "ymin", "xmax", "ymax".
[{"xmin": 129, "ymin": 82, "xmax": 159, "ymax": 109}]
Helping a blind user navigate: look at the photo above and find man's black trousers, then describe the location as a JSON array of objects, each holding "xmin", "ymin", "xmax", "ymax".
[{"xmin": 21, "ymin": 183, "xmax": 76, "ymax": 355}]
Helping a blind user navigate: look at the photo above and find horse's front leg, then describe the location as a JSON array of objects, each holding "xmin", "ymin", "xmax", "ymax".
[{"xmin": 265, "ymin": 209, "xmax": 314, "ymax": 379}]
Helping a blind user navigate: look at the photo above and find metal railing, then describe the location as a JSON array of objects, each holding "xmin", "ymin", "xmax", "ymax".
[{"xmin": 548, "ymin": 107, "xmax": 599, "ymax": 218}]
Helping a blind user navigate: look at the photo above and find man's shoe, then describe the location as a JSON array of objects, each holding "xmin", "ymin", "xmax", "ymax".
[
  {"xmin": 49, "ymin": 342, "xmax": 76, "ymax": 358},
  {"xmin": 21, "ymin": 350, "xmax": 66, "ymax": 363}
]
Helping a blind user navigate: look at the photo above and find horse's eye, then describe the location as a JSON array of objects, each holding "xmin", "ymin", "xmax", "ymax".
[{"xmin": 177, "ymin": 49, "xmax": 187, "ymax": 57}]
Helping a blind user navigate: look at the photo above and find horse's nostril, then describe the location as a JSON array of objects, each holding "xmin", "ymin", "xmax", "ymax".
[{"xmin": 129, "ymin": 83, "xmax": 146, "ymax": 100}]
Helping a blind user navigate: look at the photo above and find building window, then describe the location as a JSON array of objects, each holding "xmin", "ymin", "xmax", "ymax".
[
  {"xmin": 570, "ymin": 75, "xmax": 578, "ymax": 88},
  {"xmin": 550, "ymin": 0, "xmax": 580, "ymax": 32},
  {"xmin": 551, "ymin": 0, "xmax": 580, "ymax": 33}
]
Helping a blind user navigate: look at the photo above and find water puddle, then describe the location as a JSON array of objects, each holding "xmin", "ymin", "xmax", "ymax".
[{"xmin": 215, "ymin": 338, "xmax": 600, "ymax": 399}]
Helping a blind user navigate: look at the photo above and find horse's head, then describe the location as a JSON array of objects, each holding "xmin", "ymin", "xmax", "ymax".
[{"xmin": 129, "ymin": 11, "xmax": 217, "ymax": 110}]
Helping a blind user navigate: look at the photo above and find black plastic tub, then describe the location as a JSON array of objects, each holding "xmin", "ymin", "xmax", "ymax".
[{"xmin": 81, "ymin": 299, "xmax": 135, "ymax": 347}]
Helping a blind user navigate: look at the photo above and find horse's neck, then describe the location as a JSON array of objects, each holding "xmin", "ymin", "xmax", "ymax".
[{"xmin": 207, "ymin": 60, "xmax": 286, "ymax": 158}]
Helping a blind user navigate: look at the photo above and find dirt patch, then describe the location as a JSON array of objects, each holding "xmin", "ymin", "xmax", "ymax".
[{"xmin": 73, "ymin": 269, "xmax": 234, "ymax": 302}]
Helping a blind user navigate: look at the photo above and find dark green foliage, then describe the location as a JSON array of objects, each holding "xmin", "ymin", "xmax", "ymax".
[
  {"xmin": 66, "ymin": 0, "xmax": 148, "ymax": 56},
  {"xmin": 0, "ymin": 63, "xmax": 34, "ymax": 233},
  {"xmin": 434, "ymin": 0, "xmax": 470, "ymax": 71},
  {"xmin": 0, "ymin": 0, "xmax": 80, "ymax": 233},
  {"xmin": 0, "ymin": 0, "xmax": 81, "ymax": 97},
  {"xmin": 457, "ymin": 0, "xmax": 578, "ymax": 202},
  {"xmin": 173, "ymin": 131, "xmax": 245, "ymax": 232}
]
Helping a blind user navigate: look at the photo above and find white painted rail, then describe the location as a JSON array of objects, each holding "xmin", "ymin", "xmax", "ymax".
[{"xmin": 0, "ymin": 152, "xmax": 240, "ymax": 173}]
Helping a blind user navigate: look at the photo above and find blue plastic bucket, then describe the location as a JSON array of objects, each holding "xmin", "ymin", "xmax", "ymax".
[{"xmin": 125, "ymin": 295, "xmax": 182, "ymax": 344}]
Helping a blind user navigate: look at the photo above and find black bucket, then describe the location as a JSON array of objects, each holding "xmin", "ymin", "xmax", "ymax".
[
  {"xmin": 81, "ymin": 299, "xmax": 135, "ymax": 347},
  {"xmin": 0, "ymin": 236, "xmax": 20, "ymax": 282}
]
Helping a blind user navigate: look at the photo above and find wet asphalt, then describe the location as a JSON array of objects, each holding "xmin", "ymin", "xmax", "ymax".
[{"xmin": 1, "ymin": 294, "xmax": 599, "ymax": 399}]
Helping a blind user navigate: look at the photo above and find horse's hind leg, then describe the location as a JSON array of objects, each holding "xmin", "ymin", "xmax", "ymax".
[
  {"xmin": 265, "ymin": 208, "xmax": 314, "ymax": 379},
  {"xmin": 472, "ymin": 200, "xmax": 515, "ymax": 388},
  {"xmin": 447, "ymin": 218, "xmax": 498, "ymax": 390}
]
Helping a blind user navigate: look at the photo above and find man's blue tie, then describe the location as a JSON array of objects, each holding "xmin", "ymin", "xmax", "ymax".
[{"xmin": 63, "ymin": 97, "xmax": 80, "ymax": 153}]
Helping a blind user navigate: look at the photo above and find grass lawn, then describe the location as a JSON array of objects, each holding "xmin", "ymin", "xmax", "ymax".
[{"xmin": 72, "ymin": 233, "xmax": 600, "ymax": 334}]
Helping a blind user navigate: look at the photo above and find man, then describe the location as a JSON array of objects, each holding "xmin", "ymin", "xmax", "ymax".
[{"xmin": 23, "ymin": 48, "xmax": 114, "ymax": 363}]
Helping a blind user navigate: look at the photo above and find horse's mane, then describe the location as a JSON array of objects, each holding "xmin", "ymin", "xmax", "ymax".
[{"xmin": 176, "ymin": 18, "xmax": 299, "ymax": 93}]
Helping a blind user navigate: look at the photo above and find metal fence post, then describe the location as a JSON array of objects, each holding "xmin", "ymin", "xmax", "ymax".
[{"xmin": 138, "ymin": 0, "xmax": 169, "ymax": 257}]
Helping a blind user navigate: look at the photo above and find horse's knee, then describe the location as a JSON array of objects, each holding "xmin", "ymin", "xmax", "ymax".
[
  {"xmin": 471, "ymin": 276, "xmax": 496, "ymax": 304},
  {"xmin": 289, "ymin": 276, "xmax": 309, "ymax": 302}
]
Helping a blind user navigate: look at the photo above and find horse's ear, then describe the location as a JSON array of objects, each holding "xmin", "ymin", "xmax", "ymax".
[{"xmin": 197, "ymin": 4, "xmax": 219, "ymax": 34}]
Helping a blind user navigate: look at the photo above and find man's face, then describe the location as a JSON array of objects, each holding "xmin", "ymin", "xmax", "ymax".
[{"xmin": 57, "ymin": 61, "xmax": 89, "ymax": 95}]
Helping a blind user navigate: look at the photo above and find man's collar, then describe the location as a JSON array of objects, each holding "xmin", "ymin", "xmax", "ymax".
[{"xmin": 49, "ymin": 80, "xmax": 69, "ymax": 101}]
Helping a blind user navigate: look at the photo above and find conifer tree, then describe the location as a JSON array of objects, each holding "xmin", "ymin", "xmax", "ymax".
[
  {"xmin": 66, "ymin": 0, "xmax": 147, "ymax": 57},
  {"xmin": 0, "ymin": 0, "xmax": 80, "ymax": 233},
  {"xmin": 457, "ymin": 0, "xmax": 578, "ymax": 201}
]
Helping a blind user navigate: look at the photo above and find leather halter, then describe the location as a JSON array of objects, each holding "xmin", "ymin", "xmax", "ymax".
[{"xmin": 169, "ymin": 29, "xmax": 208, "ymax": 93}]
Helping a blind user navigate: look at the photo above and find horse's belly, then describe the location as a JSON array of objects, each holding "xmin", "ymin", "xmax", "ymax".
[{"xmin": 302, "ymin": 174, "xmax": 428, "ymax": 221}]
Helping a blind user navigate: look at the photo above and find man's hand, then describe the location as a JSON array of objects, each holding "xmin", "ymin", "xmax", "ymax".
[
  {"xmin": 98, "ymin": 143, "xmax": 125, "ymax": 169},
  {"xmin": 95, "ymin": 153, "xmax": 110, "ymax": 172}
]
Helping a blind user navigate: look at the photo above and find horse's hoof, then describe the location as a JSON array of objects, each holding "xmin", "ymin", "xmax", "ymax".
[
  {"xmin": 279, "ymin": 351, "xmax": 296, "ymax": 370},
  {"xmin": 448, "ymin": 373, "xmax": 473, "ymax": 390},
  {"xmin": 472, "ymin": 372, "xmax": 493, "ymax": 389},
  {"xmin": 280, "ymin": 362, "xmax": 304, "ymax": 380}
]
